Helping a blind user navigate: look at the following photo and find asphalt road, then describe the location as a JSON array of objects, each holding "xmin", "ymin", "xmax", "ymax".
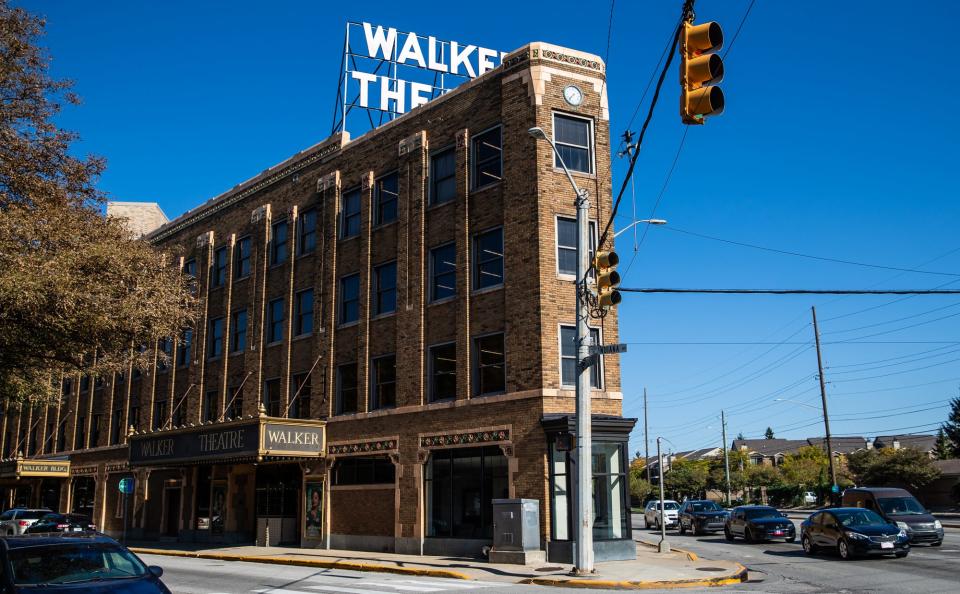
[{"xmin": 632, "ymin": 514, "xmax": 960, "ymax": 593}]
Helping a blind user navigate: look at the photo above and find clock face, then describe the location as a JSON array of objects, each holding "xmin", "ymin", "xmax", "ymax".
[{"xmin": 563, "ymin": 85, "xmax": 583, "ymax": 107}]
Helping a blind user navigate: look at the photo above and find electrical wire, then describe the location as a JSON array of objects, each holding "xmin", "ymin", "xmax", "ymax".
[
  {"xmin": 620, "ymin": 288, "xmax": 960, "ymax": 295},
  {"xmin": 827, "ymin": 345, "xmax": 960, "ymax": 374},
  {"xmin": 827, "ymin": 343, "xmax": 960, "ymax": 369},
  {"xmin": 823, "ymin": 301, "xmax": 960, "ymax": 335},
  {"xmin": 828, "ymin": 355, "xmax": 960, "ymax": 384}
]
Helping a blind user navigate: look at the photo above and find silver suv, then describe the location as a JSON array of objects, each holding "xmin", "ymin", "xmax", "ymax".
[{"xmin": 0, "ymin": 508, "xmax": 53, "ymax": 535}]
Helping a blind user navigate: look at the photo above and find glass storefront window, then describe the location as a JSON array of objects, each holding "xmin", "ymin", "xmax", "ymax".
[
  {"xmin": 592, "ymin": 443, "xmax": 627, "ymax": 540},
  {"xmin": 551, "ymin": 444, "xmax": 569, "ymax": 541},
  {"xmin": 425, "ymin": 446, "xmax": 508, "ymax": 539}
]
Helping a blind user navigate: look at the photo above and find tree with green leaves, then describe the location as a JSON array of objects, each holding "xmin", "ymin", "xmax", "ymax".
[
  {"xmin": 0, "ymin": 1, "xmax": 194, "ymax": 404},
  {"xmin": 943, "ymin": 395, "xmax": 960, "ymax": 455},
  {"xmin": 847, "ymin": 448, "xmax": 941, "ymax": 492},
  {"xmin": 780, "ymin": 446, "xmax": 828, "ymax": 487},
  {"xmin": 765, "ymin": 427, "xmax": 775, "ymax": 440},
  {"xmin": 736, "ymin": 432, "xmax": 745, "ymax": 441},
  {"xmin": 934, "ymin": 427, "xmax": 954, "ymax": 460},
  {"xmin": 664, "ymin": 458, "xmax": 710, "ymax": 500}
]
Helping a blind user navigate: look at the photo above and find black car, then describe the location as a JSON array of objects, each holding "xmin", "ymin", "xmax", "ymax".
[
  {"xmin": 678, "ymin": 500, "xmax": 729, "ymax": 535},
  {"xmin": 800, "ymin": 508, "xmax": 910, "ymax": 560},
  {"xmin": 842, "ymin": 487, "xmax": 944, "ymax": 545},
  {"xmin": 24, "ymin": 513, "xmax": 96, "ymax": 535},
  {"xmin": 725, "ymin": 505, "xmax": 796, "ymax": 543},
  {"xmin": 0, "ymin": 533, "xmax": 171, "ymax": 592}
]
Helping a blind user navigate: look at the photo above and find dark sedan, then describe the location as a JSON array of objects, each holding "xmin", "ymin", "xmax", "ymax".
[
  {"xmin": 24, "ymin": 513, "xmax": 96, "ymax": 535},
  {"xmin": 678, "ymin": 500, "xmax": 729, "ymax": 535},
  {"xmin": 725, "ymin": 505, "xmax": 796, "ymax": 542},
  {"xmin": 800, "ymin": 508, "xmax": 910, "ymax": 560},
  {"xmin": 0, "ymin": 533, "xmax": 171, "ymax": 592}
]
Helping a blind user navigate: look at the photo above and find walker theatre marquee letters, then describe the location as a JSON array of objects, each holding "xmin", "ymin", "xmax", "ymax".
[{"xmin": 129, "ymin": 418, "xmax": 326, "ymax": 466}]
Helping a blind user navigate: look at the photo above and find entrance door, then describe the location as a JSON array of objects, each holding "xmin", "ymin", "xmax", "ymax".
[{"xmin": 163, "ymin": 489, "xmax": 181, "ymax": 537}]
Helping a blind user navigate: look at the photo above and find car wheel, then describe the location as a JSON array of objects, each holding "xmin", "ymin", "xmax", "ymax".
[
  {"xmin": 786, "ymin": 536, "xmax": 796, "ymax": 543},
  {"xmin": 746, "ymin": 527, "xmax": 755, "ymax": 543},
  {"xmin": 802, "ymin": 535, "xmax": 816, "ymax": 555},
  {"xmin": 895, "ymin": 551, "xmax": 908, "ymax": 558},
  {"xmin": 724, "ymin": 528, "xmax": 735, "ymax": 541},
  {"xmin": 642, "ymin": 516, "xmax": 648, "ymax": 529},
  {"xmin": 838, "ymin": 539, "xmax": 852, "ymax": 560}
]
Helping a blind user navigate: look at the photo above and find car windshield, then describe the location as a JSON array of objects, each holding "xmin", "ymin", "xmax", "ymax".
[
  {"xmin": 689, "ymin": 501, "xmax": 723, "ymax": 512},
  {"xmin": 8, "ymin": 542, "xmax": 147, "ymax": 585},
  {"xmin": 834, "ymin": 509, "xmax": 886, "ymax": 527},
  {"xmin": 38, "ymin": 514, "xmax": 66, "ymax": 523},
  {"xmin": 19, "ymin": 510, "xmax": 50, "ymax": 520},
  {"xmin": 656, "ymin": 502, "xmax": 679, "ymax": 511},
  {"xmin": 743, "ymin": 507, "xmax": 780, "ymax": 520},
  {"xmin": 877, "ymin": 496, "xmax": 926, "ymax": 515}
]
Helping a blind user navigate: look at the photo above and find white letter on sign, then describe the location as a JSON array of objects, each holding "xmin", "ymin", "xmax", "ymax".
[
  {"xmin": 428, "ymin": 36, "xmax": 448, "ymax": 73},
  {"xmin": 450, "ymin": 41, "xmax": 477, "ymax": 77},
  {"xmin": 397, "ymin": 31, "xmax": 426, "ymax": 68},
  {"xmin": 363, "ymin": 22, "xmax": 397, "ymax": 60},
  {"xmin": 477, "ymin": 47, "xmax": 498, "ymax": 75},
  {"xmin": 410, "ymin": 82, "xmax": 432, "ymax": 109},
  {"xmin": 381, "ymin": 77, "xmax": 406, "ymax": 113},
  {"xmin": 351, "ymin": 71, "xmax": 377, "ymax": 108}
]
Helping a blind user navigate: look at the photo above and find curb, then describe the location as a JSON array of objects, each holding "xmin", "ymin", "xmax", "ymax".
[
  {"xmin": 521, "ymin": 563, "xmax": 748, "ymax": 590},
  {"xmin": 634, "ymin": 539, "xmax": 699, "ymax": 561},
  {"xmin": 129, "ymin": 548, "xmax": 472, "ymax": 580}
]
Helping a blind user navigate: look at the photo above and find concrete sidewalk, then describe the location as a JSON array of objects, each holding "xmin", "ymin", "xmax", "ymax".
[{"xmin": 130, "ymin": 540, "xmax": 746, "ymax": 589}]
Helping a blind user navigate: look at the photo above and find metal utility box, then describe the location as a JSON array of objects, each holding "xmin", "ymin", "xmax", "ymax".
[{"xmin": 490, "ymin": 498, "xmax": 543, "ymax": 564}]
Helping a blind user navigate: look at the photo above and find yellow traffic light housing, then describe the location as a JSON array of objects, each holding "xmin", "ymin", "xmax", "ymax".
[
  {"xmin": 593, "ymin": 250, "xmax": 622, "ymax": 308},
  {"xmin": 680, "ymin": 21, "xmax": 725, "ymax": 125}
]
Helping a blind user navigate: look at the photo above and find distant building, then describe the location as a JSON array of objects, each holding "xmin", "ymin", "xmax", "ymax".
[
  {"xmin": 731, "ymin": 436, "xmax": 869, "ymax": 466},
  {"xmin": 106, "ymin": 201, "xmax": 169, "ymax": 237},
  {"xmin": 873, "ymin": 434, "xmax": 937, "ymax": 456}
]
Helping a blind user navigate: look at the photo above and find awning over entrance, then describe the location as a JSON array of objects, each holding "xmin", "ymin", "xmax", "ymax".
[
  {"xmin": 0, "ymin": 457, "xmax": 71, "ymax": 479},
  {"xmin": 128, "ymin": 415, "xmax": 326, "ymax": 467}
]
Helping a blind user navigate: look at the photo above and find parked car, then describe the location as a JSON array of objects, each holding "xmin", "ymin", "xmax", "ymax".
[
  {"xmin": 842, "ymin": 487, "xmax": 944, "ymax": 546},
  {"xmin": 643, "ymin": 499, "xmax": 680, "ymax": 530},
  {"xmin": 23, "ymin": 513, "xmax": 96, "ymax": 535},
  {"xmin": 0, "ymin": 509, "xmax": 53, "ymax": 536},
  {"xmin": 803, "ymin": 491, "xmax": 817, "ymax": 505},
  {"xmin": 0, "ymin": 533, "xmax": 171, "ymax": 592},
  {"xmin": 725, "ymin": 505, "xmax": 796, "ymax": 543},
  {"xmin": 678, "ymin": 500, "xmax": 729, "ymax": 535},
  {"xmin": 800, "ymin": 508, "xmax": 909, "ymax": 559}
]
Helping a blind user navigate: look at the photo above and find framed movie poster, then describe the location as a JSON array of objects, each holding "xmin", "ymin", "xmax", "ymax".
[
  {"xmin": 211, "ymin": 482, "xmax": 227, "ymax": 536},
  {"xmin": 304, "ymin": 480, "xmax": 323, "ymax": 540}
]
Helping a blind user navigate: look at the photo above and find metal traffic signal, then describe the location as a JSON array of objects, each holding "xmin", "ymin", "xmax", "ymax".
[
  {"xmin": 680, "ymin": 21, "xmax": 725, "ymax": 124},
  {"xmin": 593, "ymin": 251, "xmax": 622, "ymax": 308}
]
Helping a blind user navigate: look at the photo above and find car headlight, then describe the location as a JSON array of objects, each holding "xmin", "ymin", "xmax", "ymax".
[
  {"xmin": 898, "ymin": 530, "xmax": 908, "ymax": 539},
  {"xmin": 934, "ymin": 520, "xmax": 942, "ymax": 530},
  {"xmin": 896, "ymin": 522, "xmax": 910, "ymax": 531},
  {"xmin": 844, "ymin": 531, "xmax": 869, "ymax": 540}
]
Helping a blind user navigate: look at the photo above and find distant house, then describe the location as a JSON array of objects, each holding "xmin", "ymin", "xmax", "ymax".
[
  {"xmin": 873, "ymin": 434, "xmax": 937, "ymax": 456},
  {"xmin": 731, "ymin": 436, "xmax": 868, "ymax": 466},
  {"xmin": 641, "ymin": 446, "xmax": 722, "ymax": 480}
]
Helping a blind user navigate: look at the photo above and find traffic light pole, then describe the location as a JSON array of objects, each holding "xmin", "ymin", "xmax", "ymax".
[{"xmin": 574, "ymin": 184, "xmax": 594, "ymax": 575}]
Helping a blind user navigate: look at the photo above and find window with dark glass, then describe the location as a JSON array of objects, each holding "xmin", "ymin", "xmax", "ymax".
[
  {"xmin": 29, "ymin": 425, "xmax": 38, "ymax": 456},
  {"xmin": 426, "ymin": 446, "xmax": 508, "ymax": 538},
  {"xmin": 472, "ymin": 126, "xmax": 502, "ymax": 189},
  {"xmin": 208, "ymin": 317, "xmax": 224, "ymax": 358},
  {"xmin": 553, "ymin": 113, "xmax": 593, "ymax": 174},
  {"xmin": 211, "ymin": 246, "xmax": 228, "ymax": 288},
  {"xmin": 79, "ymin": 375, "xmax": 89, "ymax": 393},
  {"xmin": 295, "ymin": 289, "xmax": 313, "ymax": 336},
  {"xmin": 473, "ymin": 333, "xmax": 505, "ymax": 396},
  {"xmin": 430, "ymin": 148, "xmax": 456, "ymax": 205},
  {"xmin": 263, "ymin": 378, "xmax": 282, "ymax": 417},
  {"xmin": 430, "ymin": 243, "xmax": 456, "ymax": 301},
  {"xmin": 334, "ymin": 456, "xmax": 395, "ymax": 485},
  {"xmin": 373, "ymin": 261, "xmax": 397, "ymax": 315},
  {"xmin": 152, "ymin": 400, "xmax": 167, "ymax": 430},
  {"xmin": 290, "ymin": 373, "xmax": 310, "ymax": 419},
  {"xmin": 62, "ymin": 378, "xmax": 72, "ymax": 397},
  {"xmin": 271, "ymin": 220, "xmax": 288, "ymax": 265},
  {"xmin": 371, "ymin": 355, "xmax": 396, "ymax": 409},
  {"xmin": 116, "ymin": 371, "xmax": 124, "ymax": 384},
  {"xmin": 203, "ymin": 390, "xmax": 217, "ymax": 422},
  {"xmin": 298, "ymin": 208, "xmax": 317, "ymax": 255},
  {"xmin": 128, "ymin": 403, "xmax": 140, "ymax": 432},
  {"xmin": 429, "ymin": 343, "xmax": 456, "ymax": 402},
  {"xmin": 374, "ymin": 172, "xmax": 398, "ymax": 225},
  {"xmin": 336, "ymin": 363, "xmax": 358, "ymax": 415},
  {"xmin": 109, "ymin": 410, "xmax": 122, "ymax": 446},
  {"xmin": 56, "ymin": 420, "xmax": 67, "ymax": 452},
  {"xmin": 267, "ymin": 298, "xmax": 284, "ymax": 343},
  {"xmin": 231, "ymin": 309, "xmax": 247, "ymax": 353},
  {"xmin": 173, "ymin": 399, "xmax": 186, "ymax": 427},
  {"xmin": 226, "ymin": 388, "xmax": 243, "ymax": 419},
  {"xmin": 340, "ymin": 188, "xmax": 361, "ymax": 238},
  {"xmin": 556, "ymin": 217, "xmax": 597, "ymax": 276},
  {"xmin": 234, "ymin": 236, "xmax": 251, "ymax": 278},
  {"xmin": 183, "ymin": 259, "xmax": 197, "ymax": 294},
  {"xmin": 473, "ymin": 228, "xmax": 503, "ymax": 289},
  {"xmin": 177, "ymin": 329, "xmax": 192, "ymax": 367},
  {"xmin": 560, "ymin": 326, "xmax": 601, "ymax": 388},
  {"xmin": 339, "ymin": 274, "xmax": 360, "ymax": 325},
  {"xmin": 157, "ymin": 337, "xmax": 172, "ymax": 371},
  {"xmin": 74, "ymin": 416, "xmax": 86, "ymax": 450},
  {"xmin": 550, "ymin": 443, "xmax": 570, "ymax": 540}
]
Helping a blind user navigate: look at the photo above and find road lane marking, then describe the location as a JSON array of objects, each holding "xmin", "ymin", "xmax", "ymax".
[{"xmin": 352, "ymin": 582, "xmax": 445, "ymax": 592}]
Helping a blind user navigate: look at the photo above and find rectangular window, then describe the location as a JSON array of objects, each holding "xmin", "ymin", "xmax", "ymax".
[
  {"xmin": 472, "ymin": 126, "xmax": 502, "ymax": 189},
  {"xmin": 334, "ymin": 457, "xmax": 396, "ymax": 486},
  {"xmin": 74, "ymin": 416, "xmax": 86, "ymax": 450},
  {"xmin": 560, "ymin": 325, "xmax": 601, "ymax": 388},
  {"xmin": 230, "ymin": 309, "xmax": 247, "ymax": 353},
  {"xmin": 340, "ymin": 188, "xmax": 361, "ymax": 238},
  {"xmin": 271, "ymin": 220, "xmax": 288, "ymax": 265},
  {"xmin": 234, "ymin": 236, "xmax": 251, "ymax": 278},
  {"xmin": 550, "ymin": 444, "xmax": 570, "ymax": 540},
  {"xmin": 426, "ymin": 446, "xmax": 508, "ymax": 538},
  {"xmin": 267, "ymin": 298, "xmax": 285, "ymax": 343},
  {"xmin": 374, "ymin": 172, "xmax": 399, "ymax": 225},
  {"xmin": 152, "ymin": 400, "xmax": 167, "ymax": 430},
  {"xmin": 157, "ymin": 337, "xmax": 172, "ymax": 371},
  {"xmin": 56, "ymin": 421, "xmax": 67, "ymax": 452},
  {"xmin": 173, "ymin": 399, "xmax": 186, "ymax": 427},
  {"xmin": 177, "ymin": 329, "xmax": 192, "ymax": 367},
  {"xmin": 372, "ymin": 261, "xmax": 397, "ymax": 316},
  {"xmin": 62, "ymin": 378, "xmax": 72, "ymax": 397},
  {"xmin": 473, "ymin": 228, "xmax": 503, "ymax": 290},
  {"xmin": 371, "ymin": 355, "xmax": 396, "ymax": 410},
  {"xmin": 339, "ymin": 274, "xmax": 360, "ymax": 325},
  {"xmin": 263, "ymin": 378, "xmax": 282, "ymax": 417},
  {"xmin": 296, "ymin": 208, "xmax": 317, "ymax": 256},
  {"xmin": 226, "ymin": 388, "xmax": 243, "ymax": 419},
  {"xmin": 290, "ymin": 373, "xmax": 311, "ymax": 419},
  {"xmin": 183, "ymin": 259, "xmax": 197, "ymax": 294},
  {"xmin": 336, "ymin": 363, "xmax": 358, "ymax": 415},
  {"xmin": 203, "ymin": 390, "xmax": 217, "ymax": 423},
  {"xmin": 430, "ymin": 243, "xmax": 456, "ymax": 301},
  {"xmin": 429, "ymin": 343, "xmax": 457, "ymax": 402},
  {"xmin": 128, "ymin": 402, "xmax": 140, "ymax": 432},
  {"xmin": 79, "ymin": 375, "xmax": 89, "ymax": 393},
  {"xmin": 556, "ymin": 217, "xmax": 597, "ymax": 276},
  {"xmin": 592, "ymin": 443, "xmax": 628, "ymax": 540},
  {"xmin": 430, "ymin": 148, "xmax": 456, "ymax": 205},
  {"xmin": 473, "ymin": 333, "xmax": 505, "ymax": 396},
  {"xmin": 208, "ymin": 317, "xmax": 224, "ymax": 359},
  {"xmin": 294, "ymin": 289, "xmax": 313, "ymax": 336},
  {"xmin": 211, "ymin": 246, "xmax": 228, "ymax": 288},
  {"xmin": 553, "ymin": 113, "xmax": 594, "ymax": 174}
]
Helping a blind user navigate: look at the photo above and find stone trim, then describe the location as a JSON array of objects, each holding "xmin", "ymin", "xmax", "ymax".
[
  {"xmin": 418, "ymin": 425, "xmax": 511, "ymax": 449},
  {"xmin": 327, "ymin": 436, "xmax": 399, "ymax": 457}
]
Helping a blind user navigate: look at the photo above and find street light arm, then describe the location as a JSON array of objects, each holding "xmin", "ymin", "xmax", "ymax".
[
  {"xmin": 613, "ymin": 219, "xmax": 668, "ymax": 238},
  {"xmin": 528, "ymin": 127, "xmax": 583, "ymax": 199}
]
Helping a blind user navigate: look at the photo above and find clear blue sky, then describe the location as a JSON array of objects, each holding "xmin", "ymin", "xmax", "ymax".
[{"xmin": 24, "ymin": 0, "xmax": 960, "ymax": 455}]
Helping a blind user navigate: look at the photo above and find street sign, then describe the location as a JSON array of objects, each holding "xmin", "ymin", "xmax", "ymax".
[
  {"xmin": 590, "ymin": 343, "xmax": 628, "ymax": 355},
  {"xmin": 831, "ymin": 484, "xmax": 840, "ymax": 494},
  {"xmin": 118, "ymin": 477, "xmax": 134, "ymax": 494}
]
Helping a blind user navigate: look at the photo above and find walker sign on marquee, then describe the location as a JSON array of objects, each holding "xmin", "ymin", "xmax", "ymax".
[{"xmin": 333, "ymin": 22, "xmax": 505, "ymax": 134}]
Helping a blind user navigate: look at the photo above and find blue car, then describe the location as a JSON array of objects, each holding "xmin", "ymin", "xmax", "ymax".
[{"xmin": 800, "ymin": 508, "xmax": 910, "ymax": 560}]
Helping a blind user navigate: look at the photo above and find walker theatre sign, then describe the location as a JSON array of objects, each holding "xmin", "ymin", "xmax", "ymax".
[{"xmin": 128, "ymin": 417, "xmax": 326, "ymax": 466}]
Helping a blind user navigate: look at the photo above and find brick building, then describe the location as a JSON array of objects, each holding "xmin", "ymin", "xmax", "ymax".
[{"xmin": 0, "ymin": 41, "xmax": 634, "ymax": 562}]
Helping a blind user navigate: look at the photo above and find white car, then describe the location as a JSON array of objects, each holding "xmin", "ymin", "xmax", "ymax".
[
  {"xmin": 644, "ymin": 499, "xmax": 680, "ymax": 530},
  {"xmin": 803, "ymin": 491, "xmax": 817, "ymax": 505},
  {"xmin": 0, "ymin": 508, "xmax": 52, "ymax": 535}
]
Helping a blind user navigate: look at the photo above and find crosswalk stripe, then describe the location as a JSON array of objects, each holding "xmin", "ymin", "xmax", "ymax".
[
  {"xmin": 389, "ymin": 579, "xmax": 503, "ymax": 588},
  {"xmin": 352, "ymin": 582, "xmax": 446, "ymax": 592},
  {"xmin": 303, "ymin": 586, "xmax": 417, "ymax": 594}
]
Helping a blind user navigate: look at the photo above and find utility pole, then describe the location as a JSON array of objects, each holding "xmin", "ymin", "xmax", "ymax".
[
  {"xmin": 644, "ymin": 388, "xmax": 651, "ymax": 484},
  {"xmin": 656, "ymin": 437, "xmax": 670, "ymax": 553},
  {"xmin": 573, "ymin": 181, "xmax": 594, "ymax": 574},
  {"xmin": 811, "ymin": 306, "xmax": 838, "ymax": 501},
  {"xmin": 721, "ymin": 410, "xmax": 731, "ymax": 506}
]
